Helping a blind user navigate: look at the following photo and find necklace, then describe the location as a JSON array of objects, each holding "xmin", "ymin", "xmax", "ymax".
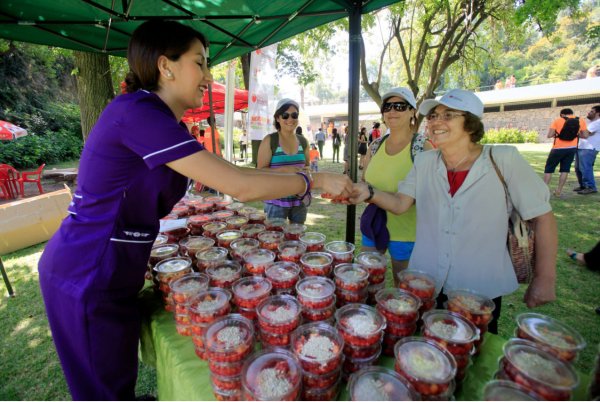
[{"xmin": 441, "ymin": 152, "xmax": 470, "ymax": 172}]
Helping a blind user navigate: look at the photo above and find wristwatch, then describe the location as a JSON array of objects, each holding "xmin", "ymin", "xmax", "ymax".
[{"xmin": 365, "ymin": 183, "xmax": 375, "ymax": 202}]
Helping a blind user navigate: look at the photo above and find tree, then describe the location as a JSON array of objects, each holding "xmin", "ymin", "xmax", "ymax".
[{"xmin": 73, "ymin": 51, "xmax": 114, "ymax": 140}]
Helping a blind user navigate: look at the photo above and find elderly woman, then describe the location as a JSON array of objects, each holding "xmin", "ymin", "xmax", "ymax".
[
  {"xmin": 359, "ymin": 87, "xmax": 431, "ymax": 285},
  {"xmin": 351, "ymin": 89, "xmax": 557, "ymax": 333},
  {"xmin": 258, "ymin": 98, "xmax": 311, "ymax": 223}
]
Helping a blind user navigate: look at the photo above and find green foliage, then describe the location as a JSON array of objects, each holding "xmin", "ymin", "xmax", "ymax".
[
  {"xmin": 514, "ymin": 0, "xmax": 580, "ymax": 34},
  {"xmin": 481, "ymin": 128, "xmax": 539, "ymax": 144}
]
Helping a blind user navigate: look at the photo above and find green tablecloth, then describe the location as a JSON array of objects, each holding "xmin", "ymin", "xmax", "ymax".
[{"xmin": 139, "ymin": 290, "xmax": 590, "ymax": 400}]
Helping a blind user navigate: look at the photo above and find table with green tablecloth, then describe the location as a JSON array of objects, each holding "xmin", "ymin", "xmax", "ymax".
[{"xmin": 139, "ymin": 289, "xmax": 590, "ymax": 400}]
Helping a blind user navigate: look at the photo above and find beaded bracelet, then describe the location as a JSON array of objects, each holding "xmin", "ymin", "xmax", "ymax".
[{"xmin": 295, "ymin": 171, "xmax": 312, "ymax": 206}]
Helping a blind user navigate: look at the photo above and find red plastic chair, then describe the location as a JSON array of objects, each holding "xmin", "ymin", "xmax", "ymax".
[
  {"xmin": 18, "ymin": 163, "xmax": 45, "ymax": 197},
  {"xmin": 0, "ymin": 164, "xmax": 20, "ymax": 199}
]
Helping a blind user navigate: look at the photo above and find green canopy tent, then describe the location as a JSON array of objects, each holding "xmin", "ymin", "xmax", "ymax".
[{"xmin": 0, "ymin": 0, "xmax": 401, "ymax": 242}]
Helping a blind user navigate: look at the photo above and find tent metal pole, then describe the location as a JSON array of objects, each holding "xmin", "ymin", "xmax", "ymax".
[
  {"xmin": 345, "ymin": 2, "xmax": 361, "ymax": 245},
  {"xmin": 0, "ymin": 256, "xmax": 15, "ymax": 297}
]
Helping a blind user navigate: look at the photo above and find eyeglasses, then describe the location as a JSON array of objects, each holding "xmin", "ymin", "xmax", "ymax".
[
  {"xmin": 426, "ymin": 111, "xmax": 466, "ymax": 121},
  {"xmin": 281, "ymin": 112, "xmax": 299, "ymax": 120},
  {"xmin": 382, "ymin": 102, "xmax": 411, "ymax": 112}
]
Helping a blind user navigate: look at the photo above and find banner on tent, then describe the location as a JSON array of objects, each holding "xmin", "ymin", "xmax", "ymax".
[{"xmin": 247, "ymin": 44, "xmax": 277, "ymax": 141}]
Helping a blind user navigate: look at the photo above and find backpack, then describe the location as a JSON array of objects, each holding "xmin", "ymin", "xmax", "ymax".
[
  {"xmin": 557, "ymin": 117, "xmax": 580, "ymax": 141},
  {"xmin": 269, "ymin": 132, "xmax": 308, "ymax": 155},
  {"xmin": 333, "ymin": 135, "xmax": 341, "ymax": 147},
  {"xmin": 369, "ymin": 132, "xmax": 427, "ymax": 162}
]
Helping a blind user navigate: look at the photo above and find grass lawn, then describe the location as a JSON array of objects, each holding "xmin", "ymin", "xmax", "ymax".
[{"xmin": 1, "ymin": 144, "xmax": 599, "ymax": 399}]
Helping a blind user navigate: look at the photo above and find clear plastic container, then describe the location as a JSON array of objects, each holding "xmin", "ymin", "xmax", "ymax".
[
  {"xmin": 296, "ymin": 276, "xmax": 336, "ymax": 309},
  {"xmin": 229, "ymin": 237, "xmax": 259, "ymax": 262},
  {"xmin": 216, "ymin": 229, "xmax": 243, "ymax": 248},
  {"xmin": 240, "ymin": 223, "xmax": 266, "ymax": 239},
  {"xmin": 446, "ymin": 289, "xmax": 496, "ymax": 327},
  {"xmin": 325, "ymin": 240, "xmax": 355, "ymax": 264},
  {"xmin": 397, "ymin": 269, "xmax": 437, "ymax": 300},
  {"xmin": 225, "ymin": 215, "xmax": 249, "ymax": 230},
  {"xmin": 299, "ymin": 232, "xmax": 326, "ymax": 252},
  {"xmin": 204, "ymin": 314, "xmax": 255, "ymax": 363},
  {"xmin": 154, "ymin": 257, "xmax": 193, "ymax": 295},
  {"xmin": 208, "ymin": 359, "xmax": 244, "ymax": 377},
  {"xmin": 148, "ymin": 243, "xmax": 179, "ymax": 267},
  {"xmin": 500, "ymin": 338, "xmax": 579, "ymax": 401},
  {"xmin": 335, "ymin": 303, "xmax": 386, "ymax": 347},
  {"xmin": 300, "ymin": 251, "xmax": 334, "ymax": 277},
  {"xmin": 248, "ymin": 212, "xmax": 266, "ymax": 224},
  {"xmin": 162, "ymin": 226, "xmax": 190, "ymax": 243},
  {"xmin": 188, "ymin": 214, "xmax": 214, "ymax": 235},
  {"xmin": 204, "ymin": 195, "xmax": 225, "ymax": 205},
  {"xmin": 211, "ymin": 386, "xmax": 241, "ymax": 401},
  {"xmin": 210, "ymin": 372, "xmax": 241, "ymax": 392},
  {"xmin": 302, "ymin": 378, "xmax": 340, "ymax": 401},
  {"xmin": 335, "ymin": 287, "xmax": 368, "ymax": 306},
  {"xmin": 348, "ymin": 366, "xmax": 418, "ymax": 401},
  {"xmin": 225, "ymin": 201, "xmax": 244, "ymax": 213},
  {"xmin": 206, "ymin": 261, "xmax": 242, "ymax": 288},
  {"xmin": 385, "ymin": 320, "xmax": 418, "ymax": 337},
  {"xmin": 301, "ymin": 366, "xmax": 342, "ymax": 389},
  {"xmin": 214, "ymin": 198, "xmax": 233, "ymax": 211},
  {"xmin": 277, "ymin": 240, "xmax": 306, "ymax": 263},
  {"xmin": 334, "ymin": 263, "xmax": 369, "ymax": 291},
  {"xmin": 256, "ymin": 295, "xmax": 302, "ymax": 334},
  {"xmin": 366, "ymin": 282, "xmax": 385, "ymax": 305},
  {"xmin": 257, "ymin": 230, "xmax": 285, "ymax": 251},
  {"xmin": 153, "ymin": 234, "xmax": 168, "ymax": 247},
  {"xmin": 515, "ymin": 312, "xmax": 586, "ymax": 363},
  {"xmin": 422, "ymin": 309, "xmax": 479, "ymax": 356},
  {"xmin": 170, "ymin": 205, "xmax": 192, "ymax": 218},
  {"xmin": 231, "ymin": 276, "xmax": 272, "ymax": 309},
  {"xmin": 195, "ymin": 247, "xmax": 229, "ymax": 271},
  {"xmin": 179, "ymin": 236, "xmax": 215, "ymax": 262},
  {"xmin": 291, "ymin": 322, "xmax": 344, "ymax": 375},
  {"xmin": 259, "ymin": 327, "xmax": 293, "ymax": 348},
  {"xmin": 202, "ymin": 221, "xmax": 228, "ymax": 239},
  {"xmin": 193, "ymin": 201, "xmax": 215, "ymax": 214},
  {"xmin": 343, "ymin": 341, "xmax": 381, "ymax": 359},
  {"xmin": 483, "ymin": 379, "xmax": 541, "ymax": 401},
  {"xmin": 264, "ymin": 217, "xmax": 287, "ymax": 232},
  {"xmin": 343, "ymin": 344, "xmax": 381, "ymax": 378},
  {"xmin": 356, "ymin": 251, "xmax": 388, "ymax": 285},
  {"xmin": 265, "ymin": 261, "xmax": 301, "ymax": 290},
  {"xmin": 188, "ymin": 288, "xmax": 231, "ymax": 324},
  {"xmin": 238, "ymin": 206, "xmax": 258, "ymax": 217},
  {"xmin": 241, "ymin": 348, "xmax": 302, "ymax": 401},
  {"xmin": 243, "ymin": 248, "xmax": 276, "ymax": 276},
  {"xmin": 375, "ymin": 288, "xmax": 421, "ymax": 325},
  {"xmin": 393, "ymin": 336, "xmax": 457, "ymax": 396},
  {"xmin": 283, "ymin": 223, "xmax": 307, "ymax": 240},
  {"xmin": 170, "ymin": 272, "xmax": 210, "ymax": 305}
]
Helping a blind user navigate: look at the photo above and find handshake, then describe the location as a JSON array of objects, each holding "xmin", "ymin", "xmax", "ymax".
[{"xmin": 321, "ymin": 182, "xmax": 372, "ymax": 205}]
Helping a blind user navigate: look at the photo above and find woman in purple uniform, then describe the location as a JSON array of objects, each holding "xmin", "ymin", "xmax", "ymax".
[{"xmin": 38, "ymin": 20, "xmax": 352, "ymax": 400}]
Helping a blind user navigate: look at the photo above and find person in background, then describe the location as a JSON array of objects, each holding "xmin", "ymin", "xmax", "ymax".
[
  {"xmin": 357, "ymin": 126, "xmax": 368, "ymax": 169},
  {"xmin": 369, "ymin": 122, "xmax": 381, "ymax": 143},
  {"xmin": 296, "ymin": 126, "xmax": 303, "ymax": 137},
  {"xmin": 566, "ymin": 242, "xmax": 600, "ymax": 314},
  {"xmin": 257, "ymin": 98, "xmax": 313, "ymax": 224},
  {"xmin": 332, "ymin": 127, "xmax": 341, "ymax": 163},
  {"xmin": 314, "ymin": 127, "xmax": 326, "ymax": 159},
  {"xmin": 38, "ymin": 21, "xmax": 352, "ymax": 401},
  {"xmin": 203, "ymin": 116, "xmax": 222, "ymax": 156},
  {"xmin": 306, "ymin": 125, "xmax": 314, "ymax": 143},
  {"xmin": 309, "ymin": 143, "xmax": 320, "ymax": 172},
  {"xmin": 351, "ymin": 89, "xmax": 557, "ymax": 333},
  {"xmin": 239, "ymin": 129, "xmax": 248, "ymax": 160},
  {"xmin": 342, "ymin": 125, "xmax": 351, "ymax": 175},
  {"xmin": 494, "ymin": 80, "xmax": 504, "ymax": 90},
  {"xmin": 574, "ymin": 105, "xmax": 600, "ymax": 194}
]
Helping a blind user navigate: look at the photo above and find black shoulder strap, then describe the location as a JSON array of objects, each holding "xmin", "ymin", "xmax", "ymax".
[
  {"xmin": 297, "ymin": 134, "xmax": 308, "ymax": 150},
  {"xmin": 269, "ymin": 132, "xmax": 279, "ymax": 154}
]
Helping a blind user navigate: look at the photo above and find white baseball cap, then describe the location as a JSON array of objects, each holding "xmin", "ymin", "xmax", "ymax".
[
  {"xmin": 418, "ymin": 89, "xmax": 484, "ymax": 119},
  {"xmin": 275, "ymin": 98, "xmax": 299, "ymax": 112},
  {"xmin": 381, "ymin": 87, "xmax": 417, "ymax": 109}
]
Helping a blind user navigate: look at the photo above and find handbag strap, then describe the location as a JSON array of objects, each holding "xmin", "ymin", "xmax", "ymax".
[{"xmin": 488, "ymin": 147, "xmax": 511, "ymax": 211}]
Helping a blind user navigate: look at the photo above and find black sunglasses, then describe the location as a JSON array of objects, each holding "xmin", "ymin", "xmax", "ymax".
[
  {"xmin": 281, "ymin": 112, "xmax": 299, "ymax": 120},
  {"xmin": 382, "ymin": 101, "xmax": 411, "ymax": 112}
]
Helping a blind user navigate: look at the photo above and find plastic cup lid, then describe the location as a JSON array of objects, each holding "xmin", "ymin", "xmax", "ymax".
[
  {"xmin": 394, "ymin": 336, "xmax": 457, "ymax": 384},
  {"xmin": 516, "ymin": 312, "xmax": 586, "ymax": 352},
  {"xmin": 349, "ymin": 366, "xmax": 418, "ymax": 401},
  {"xmin": 422, "ymin": 309, "xmax": 479, "ymax": 343}
]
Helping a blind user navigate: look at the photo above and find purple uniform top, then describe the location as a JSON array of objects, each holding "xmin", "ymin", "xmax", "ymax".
[{"xmin": 39, "ymin": 90, "xmax": 204, "ymax": 299}]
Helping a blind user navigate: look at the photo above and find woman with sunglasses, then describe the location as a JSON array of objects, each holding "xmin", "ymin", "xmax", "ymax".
[
  {"xmin": 257, "ymin": 98, "xmax": 313, "ymax": 224},
  {"xmin": 359, "ymin": 87, "xmax": 432, "ymax": 286},
  {"xmin": 351, "ymin": 89, "xmax": 557, "ymax": 333},
  {"xmin": 38, "ymin": 21, "xmax": 352, "ymax": 400}
]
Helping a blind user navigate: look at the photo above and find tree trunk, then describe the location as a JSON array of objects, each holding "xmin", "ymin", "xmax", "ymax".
[
  {"xmin": 74, "ymin": 51, "xmax": 114, "ymax": 141},
  {"xmin": 240, "ymin": 53, "xmax": 251, "ymax": 90}
]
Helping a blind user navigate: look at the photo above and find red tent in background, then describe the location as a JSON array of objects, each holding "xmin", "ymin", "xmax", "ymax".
[{"xmin": 182, "ymin": 82, "xmax": 249, "ymax": 123}]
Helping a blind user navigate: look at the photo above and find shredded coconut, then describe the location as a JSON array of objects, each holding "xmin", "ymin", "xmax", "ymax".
[
  {"xmin": 339, "ymin": 268, "xmax": 365, "ymax": 282},
  {"xmin": 195, "ymin": 297, "xmax": 222, "ymax": 311},
  {"xmin": 408, "ymin": 278, "xmax": 432, "ymax": 290},
  {"xmin": 512, "ymin": 351, "xmax": 566, "ymax": 385},
  {"xmin": 303, "ymin": 284, "xmax": 325, "ymax": 297},
  {"xmin": 402, "ymin": 345, "xmax": 451, "ymax": 381},
  {"xmin": 265, "ymin": 306, "xmax": 295, "ymax": 323},
  {"xmin": 212, "ymin": 267, "xmax": 237, "ymax": 279},
  {"xmin": 354, "ymin": 378, "xmax": 390, "ymax": 400},
  {"xmin": 216, "ymin": 326, "xmax": 243, "ymax": 347},
  {"xmin": 454, "ymin": 295, "xmax": 491, "ymax": 312},
  {"xmin": 300, "ymin": 335, "xmax": 336, "ymax": 361},
  {"xmin": 347, "ymin": 315, "xmax": 377, "ymax": 336},
  {"xmin": 385, "ymin": 298, "xmax": 415, "ymax": 313},
  {"xmin": 429, "ymin": 321, "xmax": 459, "ymax": 339},
  {"xmin": 537, "ymin": 327, "xmax": 576, "ymax": 349},
  {"xmin": 256, "ymin": 368, "xmax": 292, "ymax": 398}
]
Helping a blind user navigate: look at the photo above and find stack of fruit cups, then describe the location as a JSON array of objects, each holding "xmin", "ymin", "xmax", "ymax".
[
  {"xmin": 483, "ymin": 380, "xmax": 542, "ymax": 401},
  {"xmin": 421, "ymin": 310, "xmax": 479, "ymax": 382},
  {"xmin": 397, "ymin": 270, "xmax": 438, "ymax": 325},
  {"xmin": 240, "ymin": 223, "xmax": 266, "ymax": 239},
  {"xmin": 242, "ymin": 248, "xmax": 276, "ymax": 276},
  {"xmin": 241, "ymin": 348, "xmax": 302, "ymax": 401},
  {"xmin": 445, "ymin": 289, "xmax": 495, "ymax": 354},
  {"xmin": 394, "ymin": 336, "xmax": 457, "ymax": 400},
  {"xmin": 356, "ymin": 251, "xmax": 388, "ymax": 304},
  {"xmin": 187, "ymin": 214, "xmax": 214, "ymax": 235},
  {"xmin": 300, "ymin": 252, "xmax": 334, "ymax": 277},
  {"xmin": 153, "ymin": 256, "xmax": 194, "ymax": 312},
  {"xmin": 206, "ymin": 314, "xmax": 255, "ymax": 401},
  {"xmin": 265, "ymin": 261, "xmax": 301, "ymax": 295},
  {"xmin": 237, "ymin": 206, "xmax": 258, "ymax": 217},
  {"xmin": 348, "ymin": 366, "xmax": 418, "ymax": 401},
  {"xmin": 170, "ymin": 272, "xmax": 210, "ymax": 336},
  {"xmin": 161, "ymin": 224, "xmax": 190, "ymax": 244},
  {"xmin": 188, "ymin": 287, "xmax": 232, "ymax": 359},
  {"xmin": 184, "ymin": 197, "xmax": 206, "ymax": 211},
  {"xmin": 588, "ymin": 344, "xmax": 600, "ymax": 399},
  {"xmin": 299, "ymin": 232, "xmax": 326, "ymax": 252},
  {"xmin": 515, "ymin": 312, "xmax": 586, "ymax": 363},
  {"xmin": 283, "ymin": 223, "xmax": 307, "ymax": 240},
  {"xmin": 325, "ymin": 241, "xmax": 355, "ymax": 265},
  {"xmin": 225, "ymin": 201, "xmax": 244, "ymax": 214},
  {"xmin": 170, "ymin": 204, "xmax": 193, "ymax": 218},
  {"xmin": 257, "ymin": 230, "xmax": 285, "ymax": 251},
  {"xmin": 247, "ymin": 212, "xmax": 266, "ymax": 224},
  {"xmin": 147, "ymin": 243, "xmax": 179, "ymax": 286},
  {"xmin": 204, "ymin": 195, "xmax": 224, "ymax": 207},
  {"xmin": 335, "ymin": 303, "xmax": 386, "ymax": 379},
  {"xmin": 206, "ymin": 261, "xmax": 243, "ymax": 289},
  {"xmin": 193, "ymin": 201, "xmax": 215, "ymax": 215},
  {"xmin": 264, "ymin": 217, "xmax": 287, "ymax": 232},
  {"xmin": 334, "ymin": 264, "xmax": 369, "ymax": 306},
  {"xmin": 225, "ymin": 215, "xmax": 249, "ymax": 230},
  {"xmin": 256, "ymin": 295, "xmax": 302, "ymax": 348},
  {"xmin": 496, "ymin": 338, "xmax": 579, "ymax": 401},
  {"xmin": 216, "ymin": 229, "xmax": 242, "ymax": 249},
  {"xmin": 229, "ymin": 238, "xmax": 259, "ymax": 263},
  {"xmin": 277, "ymin": 240, "xmax": 307, "ymax": 264},
  {"xmin": 195, "ymin": 247, "xmax": 229, "ymax": 272},
  {"xmin": 202, "ymin": 221, "xmax": 227, "ymax": 239},
  {"xmin": 231, "ymin": 276, "xmax": 272, "ymax": 322},
  {"xmin": 291, "ymin": 322, "xmax": 344, "ymax": 401},
  {"xmin": 212, "ymin": 210, "xmax": 236, "ymax": 222},
  {"xmin": 375, "ymin": 288, "xmax": 421, "ymax": 356},
  {"xmin": 296, "ymin": 276, "xmax": 336, "ymax": 324},
  {"xmin": 179, "ymin": 236, "xmax": 215, "ymax": 267}
]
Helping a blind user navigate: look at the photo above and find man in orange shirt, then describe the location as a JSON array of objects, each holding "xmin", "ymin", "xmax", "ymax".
[
  {"xmin": 543, "ymin": 108, "xmax": 589, "ymax": 196},
  {"xmin": 203, "ymin": 117, "xmax": 222, "ymax": 156}
]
